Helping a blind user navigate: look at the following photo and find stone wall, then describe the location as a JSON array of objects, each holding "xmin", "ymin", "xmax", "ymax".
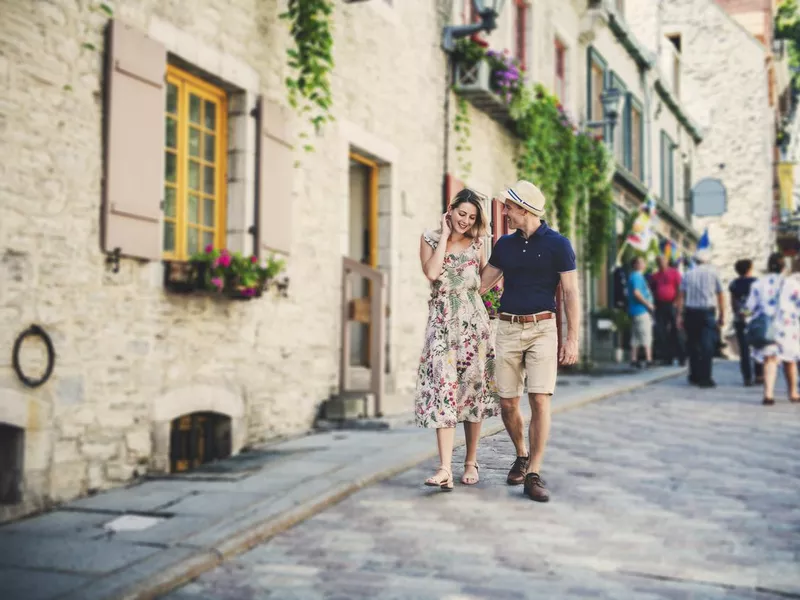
[
  {"xmin": 0, "ymin": 0, "xmax": 469, "ymax": 521},
  {"xmin": 663, "ymin": 0, "xmax": 775, "ymax": 285}
]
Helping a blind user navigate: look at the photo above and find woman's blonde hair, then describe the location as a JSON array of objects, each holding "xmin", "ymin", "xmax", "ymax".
[{"xmin": 448, "ymin": 188, "xmax": 489, "ymax": 239}]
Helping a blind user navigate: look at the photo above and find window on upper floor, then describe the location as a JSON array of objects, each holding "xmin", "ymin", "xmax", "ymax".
[
  {"xmin": 101, "ymin": 20, "xmax": 293, "ymax": 265},
  {"xmin": 660, "ymin": 131, "xmax": 676, "ymax": 208},
  {"xmin": 627, "ymin": 97, "xmax": 644, "ymax": 181},
  {"xmin": 515, "ymin": 0, "xmax": 528, "ymax": 70},
  {"xmin": 554, "ymin": 38, "xmax": 567, "ymax": 102},
  {"xmin": 610, "ymin": 73, "xmax": 627, "ymax": 166},
  {"xmin": 587, "ymin": 49, "xmax": 607, "ymax": 138},
  {"xmin": 163, "ymin": 66, "xmax": 228, "ymax": 260}
]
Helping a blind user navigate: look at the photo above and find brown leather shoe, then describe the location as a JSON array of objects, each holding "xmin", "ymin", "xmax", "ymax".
[
  {"xmin": 523, "ymin": 473, "xmax": 550, "ymax": 502},
  {"xmin": 506, "ymin": 456, "xmax": 528, "ymax": 485}
]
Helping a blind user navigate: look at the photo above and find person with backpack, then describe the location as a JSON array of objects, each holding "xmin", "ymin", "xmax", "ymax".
[
  {"xmin": 745, "ymin": 253, "xmax": 800, "ymax": 405},
  {"xmin": 729, "ymin": 260, "xmax": 763, "ymax": 386}
]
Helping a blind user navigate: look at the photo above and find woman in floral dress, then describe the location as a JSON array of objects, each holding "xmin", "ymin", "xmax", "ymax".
[
  {"xmin": 746, "ymin": 252, "xmax": 800, "ymax": 405},
  {"xmin": 416, "ymin": 189, "xmax": 499, "ymax": 491}
]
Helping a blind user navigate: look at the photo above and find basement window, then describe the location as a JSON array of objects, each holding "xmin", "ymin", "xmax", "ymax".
[
  {"xmin": 0, "ymin": 424, "xmax": 24, "ymax": 504},
  {"xmin": 169, "ymin": 412, "xmax": 232, "ymax": 473}
]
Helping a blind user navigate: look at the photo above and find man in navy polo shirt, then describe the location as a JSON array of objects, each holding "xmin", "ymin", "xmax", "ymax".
[{"xmin": 480, "ymin": 180, "xmax": 579, "ymax": 502}]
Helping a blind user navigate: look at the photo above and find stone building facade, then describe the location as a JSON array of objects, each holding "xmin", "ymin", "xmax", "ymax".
[
  {"xmin": 0, "ymin": 0, "xmax": 779, "ymax": 522},
  {"xmin": 0, "ymin": 0, "xmax": 459, "ymax": 522},
  {"xmin": 658, "ymin": 0, "xmax": 776, "ymax": 283}
]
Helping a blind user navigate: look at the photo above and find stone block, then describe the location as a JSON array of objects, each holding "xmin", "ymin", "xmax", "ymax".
[
  {"xmin": 49, "ymin": 461, "xmax": 86, "ymax": 502},
  {"xmin": 53, "ymin": 439, "xmax": 81, "ymax": 464},
  {"xmin": 57, "ymin": 375, "xmax": 84, "ymax": 406},
  {"xmin": 126, "ymin": 429, "xmax": 152, "ymax": 457},
  {"xmin": 106, "ymin": 462, "xmax": 137, "ymax": 483},
  {"xmin": 81, "ymin": 441, "xmax": 118, "ymax": 461}
]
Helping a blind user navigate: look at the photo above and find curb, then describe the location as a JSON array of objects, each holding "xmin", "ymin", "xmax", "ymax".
[{"xmin": 112, "ymin": 368, "xmax": 685, "ymax": 600}]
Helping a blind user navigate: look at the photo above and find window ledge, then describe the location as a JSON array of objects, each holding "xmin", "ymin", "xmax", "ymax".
[
  {"xmin": 654, "ymin": 198, "xmax": 699, "ymax": 241},
  {"xmin": 653, "ymin": 80, "xmax": 704, "ymax": 144},
  {"xmin": 453, "ymin": 60, "xmax": 515, "ymax": 131}
]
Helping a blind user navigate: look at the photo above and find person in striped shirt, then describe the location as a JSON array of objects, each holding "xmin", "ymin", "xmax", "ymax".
[{"xmin": 676, "ymin": 249, "xmax": 725, "ymax": 387}]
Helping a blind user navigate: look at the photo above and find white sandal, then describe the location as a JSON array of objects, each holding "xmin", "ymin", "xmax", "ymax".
[
  {"xmin": 424, "ymin": 466, "xmax": 454, "ymax": 491},
  {"xmin": 461, "ymin": 461, "xmax": 480, "ymax": 485}
]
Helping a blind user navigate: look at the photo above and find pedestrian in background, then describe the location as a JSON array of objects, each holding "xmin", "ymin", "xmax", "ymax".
[
  {"xmin": 416, "ymin": 189, "xmax": 500, "ymax": 491},
  {"xmin": 677, "ymin": 248, "xmax": 724, "ymax": 388},
  {"xmin": 627, "ymin": 256, "xmax": 654, "ymax": 368},
  {"xmin": 650, "ymin": 255, "xmax": 685, "ymax": 366},
  {"xmin": 729, "ymin": 259, "xmax": 763, "ymax": 386},
  {"xmin": 745, "ymin": 252, "xmax": 800, "ymax": 405}
]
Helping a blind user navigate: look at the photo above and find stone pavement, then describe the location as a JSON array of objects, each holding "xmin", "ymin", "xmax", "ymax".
[
  {"xmin": 0, "ymin": 366, "xmax": 682, "ymax": 600},
  {"xmin": 165, "ymin": 361, "xmax": 800, "ymax": 600}
]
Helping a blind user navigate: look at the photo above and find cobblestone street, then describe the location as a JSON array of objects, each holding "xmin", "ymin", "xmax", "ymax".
[{"xmin": 165, "ymin": 362, "xmax": 800, "ymax": 600}]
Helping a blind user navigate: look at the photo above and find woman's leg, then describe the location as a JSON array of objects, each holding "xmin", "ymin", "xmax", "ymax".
[
  {"xmin": 426, "ymin": 427, "xmax": 456, "ymax": 485},
  {"xmin": 462, "ymin": 421, "xmax": 482, "ymax": 484},
  {"xmin": 783, "ymin": 360, "xmax": 799, "ymax": 400},
  {"xmin": 763, "ymin": 356, "xmax": 779, "ymax": 401}
]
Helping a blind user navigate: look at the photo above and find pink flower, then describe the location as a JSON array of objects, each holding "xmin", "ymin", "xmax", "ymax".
[
  {"xmin": 212, "ymin": 258, "xmax": 219, "ymax": 269},
  {"xmin": 211, "ymin": 277, "xmax": 224, "ymax": 291},
  {"xmin": 205, "ymin": 244, "xmax": 213, "ymax": 253},
  {"xmin": 250, "ymin": 255, "xmax": 257, "ymax": 264},
  {"xmin": 218, "ymin": 254, "xmax": 231, "ymax": 268},
  {"xmin": 485, "ymin": 301, "xmax": 492, "ymax": 308}
]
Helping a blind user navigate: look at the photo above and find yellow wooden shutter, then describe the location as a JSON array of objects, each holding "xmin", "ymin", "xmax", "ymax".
[
  {"xmin": 102, "ymin": 20, "xmax": 166, "ymax": 261},
  {"xmin": 257, "ymin": 96, "xmax": 293, "ymax": 256}
]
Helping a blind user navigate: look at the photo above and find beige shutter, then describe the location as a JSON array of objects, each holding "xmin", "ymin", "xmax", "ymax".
[
  {"xmin": 257, "ymin": 96, "xmax": 294, "ymax": 256},
  {"xmin": 102, "ymin": 20, "xmax": 166, "ymax": 261}
]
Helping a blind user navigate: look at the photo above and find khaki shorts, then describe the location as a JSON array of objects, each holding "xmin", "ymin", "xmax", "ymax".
[
  {"xmin": 631, "ymin": 313, "xmax": 653, "ymax": 348},
  {"xmin": 495, "ymin": 317, "xmax": 559, "ymax": 397}
]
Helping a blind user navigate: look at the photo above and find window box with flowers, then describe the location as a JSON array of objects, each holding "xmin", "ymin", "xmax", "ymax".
[
  {"xmin": 163, "ymin": 246, "xmax": 287, "ymax": 300},
  {"xmin": 452, "ymin": 39, "xmax": 522, "ymax": 128}
]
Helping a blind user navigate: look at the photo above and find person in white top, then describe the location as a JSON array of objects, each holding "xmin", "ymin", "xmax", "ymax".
[{"xmin": 746, "ymin": 252, "xmax": 800, "ymax": 405}]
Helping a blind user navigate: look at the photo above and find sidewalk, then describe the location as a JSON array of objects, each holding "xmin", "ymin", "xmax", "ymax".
[{"xmin": 0, "ymin": 366, "xmax": 684, "ymax": 600}]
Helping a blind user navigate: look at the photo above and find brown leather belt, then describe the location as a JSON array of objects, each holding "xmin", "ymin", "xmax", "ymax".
[{"xmin": 498, "ymin": 312, "xmax": 555, "ymax": 324}]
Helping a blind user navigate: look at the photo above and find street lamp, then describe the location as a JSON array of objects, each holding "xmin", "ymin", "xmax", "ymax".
[
  {"xmin": 442, "ymin": 0, "xmax": 507, "ymax": 52},
  {"xmin": 586, "ymin": 86, "xmax": 624, "ymax": 142}
]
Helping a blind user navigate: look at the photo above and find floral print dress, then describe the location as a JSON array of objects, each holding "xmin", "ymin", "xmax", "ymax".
[
  {"xmin": 746, "ymin": 273, "xmax": 800, "ymax": 363},
  {"xmin": 415, "ymin": 231, "xmax": 500, "ymax": 428}
]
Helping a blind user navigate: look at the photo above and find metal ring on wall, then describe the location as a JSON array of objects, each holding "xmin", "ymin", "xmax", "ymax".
[{"xmin": 12, "ymin": 324, "xmax": 55, "ymax": 388}]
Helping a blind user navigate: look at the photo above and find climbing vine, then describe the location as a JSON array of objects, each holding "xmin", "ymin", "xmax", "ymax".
[
  {"xmin": 280, "ymin": 0, "xmax": 335, "ymax": 151},
  {"xmin": 451, "ymin": 39, "xmax": 616, "ymax": 273},
  {"xmin": 453, "ymin": 95, "xmax": 472, "ymax": 178}
]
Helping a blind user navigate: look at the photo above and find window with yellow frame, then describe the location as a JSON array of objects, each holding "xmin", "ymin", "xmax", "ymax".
[{"xmin": 163, "ymin": 66, "xmax": 227, "ymax": 260}]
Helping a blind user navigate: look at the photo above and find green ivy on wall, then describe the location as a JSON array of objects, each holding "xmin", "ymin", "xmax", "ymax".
[
  {"xmin": 451, "ymin": 40, "xmax": 616, "ymax": 275},
  {"xmin": 454, "ymin": 95, "xmax": 473, "ymax": 179},
  {"xmin": 280, "ymin": 0, "xmax": 335, "ymax": 151}
]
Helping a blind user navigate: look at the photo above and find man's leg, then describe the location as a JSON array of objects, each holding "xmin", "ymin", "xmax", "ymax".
[
  {"xmin": 521, "ymin": 319, "xmax": 558, "ymax": 502},
  {"xmin": 494, "ymin": 321, "xmax": 528, "ymax": 485},
  {"xmin": 684, "ymin": 310, "xmax": 700, "ymax": 382},
  {"xmin": 526, "ymin": 393, "xmax": 551, "ymax": 476},
  {"xmin": 500, "ymin": 396, "xmax": 526, "ymax": 457},
  {"xmin": 698, "ymin": 312, "xmax": 716, "ymax": 385},
  {"xmin": 654, "ymin": 304, "xmax": 670, "ymax": 364}
]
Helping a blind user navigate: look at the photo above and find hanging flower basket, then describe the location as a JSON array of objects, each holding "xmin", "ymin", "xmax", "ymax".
[{"xmin": 481, "ymin": 285, "xmax": 503, "ymax": 319}]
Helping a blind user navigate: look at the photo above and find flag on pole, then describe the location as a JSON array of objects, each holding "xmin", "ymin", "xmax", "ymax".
[
  {"xmin": 626, "ymin": 209, "xmax": 655, "ymax": 252},
  {"xmin": 697, "ymin": 228, "xmax": 710, "ymax": 251}
]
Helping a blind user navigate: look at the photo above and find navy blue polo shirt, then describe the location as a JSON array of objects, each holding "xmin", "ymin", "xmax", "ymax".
[{"xmin": 488, "ymin": 222, "xmax": 576, "ymax": 315}]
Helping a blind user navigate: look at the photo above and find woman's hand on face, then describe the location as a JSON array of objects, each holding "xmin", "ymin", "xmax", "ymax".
[{"xmin": 441, "ymin": 212, "xmax": 452, "ymax": 237}]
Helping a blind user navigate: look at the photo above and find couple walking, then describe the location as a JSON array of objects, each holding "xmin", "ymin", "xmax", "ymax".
[{"xmin": 415, "ymin": 180, "xmax": 579, "ymax": 502}]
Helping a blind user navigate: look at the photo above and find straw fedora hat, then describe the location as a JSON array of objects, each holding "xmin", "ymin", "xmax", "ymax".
[{"xmin": 501, "ymin": 180, "xmax": 546, "ymax": 217}]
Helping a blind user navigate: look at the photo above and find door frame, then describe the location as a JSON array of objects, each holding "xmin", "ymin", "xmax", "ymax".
[{"xmin": 348, "ymin": 151, "xmax": 380, "ymax": 366}]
